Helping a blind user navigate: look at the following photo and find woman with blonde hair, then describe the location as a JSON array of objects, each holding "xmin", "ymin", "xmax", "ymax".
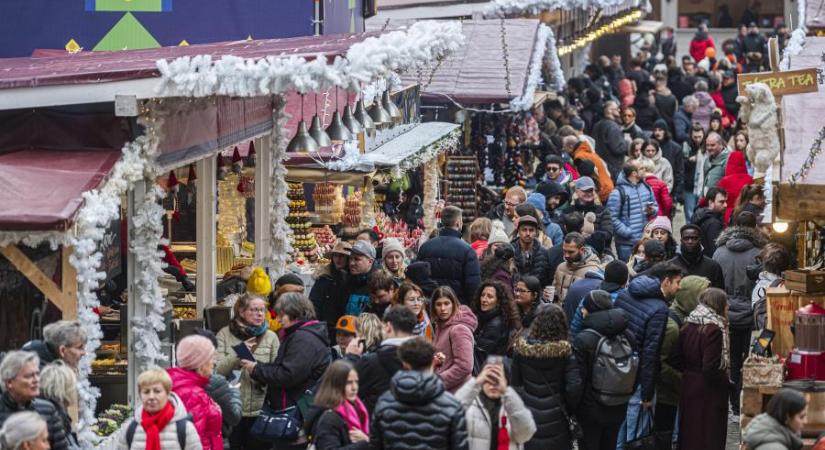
[
  {"xmin": 354, "ymin": 313, "xmax": 384, "ymax": 354},
  {"xmin": 0, "ymin": 412, "xmax": 49, "ymax": 450},
  {"xmin": 380, "ymin": 238, "xmax": 406, "ymax": 285},
  {"xmin": 39, "ymin": 362, "xmax": 79, "ymax": 450},
  {"xmin": 392, "ymin": 282, "xmax": 433, "ymax": 341}
]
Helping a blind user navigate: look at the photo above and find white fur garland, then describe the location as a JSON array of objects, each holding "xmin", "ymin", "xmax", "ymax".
[
  {"xmin": 780, "ymin": 28, "xmax": 806, "ymax": 71},
  {"xmin": 510, "ymin": 24, "xmax": 551, "ymax": 111},
  {"xmin": 485, "ymin": 0, "xmax": 632, "ymax": 17},
  {"xmin": 155, "ymin": 21, "xmax": 464, "ymax": 98},
  {"xmin": 546, "ymin": 25, "xmax": 566, "ymax": 91},
  {"xmin": 268, "ymin": 96, "xmax": 294, "ymax": 277}
]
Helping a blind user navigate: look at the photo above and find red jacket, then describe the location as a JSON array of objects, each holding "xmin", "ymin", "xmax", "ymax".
[
  {"xmin": 690, "ymin": 37, "xmax": 715, "ymax": 64},
  {"xmin": 717, "ymin": 150, "xmax": 753, "ymax": 223},
  {"xmin": 168, "ymin": 368, "xmax": 224, "ymax": 450},
  {"xmin": 645, "ymin": 175, "xmax": 673, "ymax": 218},
  {"xmin": 710, "ymin": 91, "xmax": 735, "ymax": 127}
]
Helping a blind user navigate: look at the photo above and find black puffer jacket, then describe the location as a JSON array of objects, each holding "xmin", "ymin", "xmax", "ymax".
[
  {"xmin": 205, "ymin": 373, "xmax": 242, "ymax": 447},
  {"xmin": 370, "ymin": 371, "xmax": 468, "ymax": 450},
  {"xmin": 573, "ymin": 308, "xmax": 636, "ymax": 425},
  {"xmin": 350, "ymin": 338, "xmax": 406, "ymax": 413},
  {"xmin": 306, "ymin": 408, "xmax": 370, "ymax": 450},
  {"xmin": 416, "ymin": 228, "xmax": 481, "ymax": 304},
  {"xmin": 310, "ymin": 263, "xmax": 349, "ymax": 340},
  {"xmin": 21, "ymin": 340, "xmax": 57, "ymax": 368},
  {"xmin": 0, "ymin": 393, "xmax": 68, "ymax": 450},
  {"xmin": 511, "ymin": 336, "xmax": 582, "ymax": 450},
  {"xmin": 474, "ymin": 308, "xmax": 510, "ymax": 356},
  {"xmin": 512, "ymin": 240, "xmax": 551, "ymax": 286},
  {"xmin": 251, "ymin": 320, "xmax": 331, "ymax": 409}
]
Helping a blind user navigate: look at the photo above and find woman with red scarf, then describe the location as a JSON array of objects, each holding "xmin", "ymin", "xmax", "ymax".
[
  {"xmin": 118, "ymin": 368, "xmax": 202, "ymax": 450},
  {"xmin": 304, "ymin": 360, "xmax": 371, "ymax": 450}
]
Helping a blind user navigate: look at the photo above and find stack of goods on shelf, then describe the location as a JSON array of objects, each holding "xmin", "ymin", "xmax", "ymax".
[
  {"xmin": 342, "ymin": 191, "xmax": 363, "ymax": 237},
  {"xmin": 92, "ymin": 404, "xmax": 133, "ymax": 438},
  {"xmin": 312, "ymin": 225, "xmax": 338, "ymax": 258},
  {"xmin": 503, "ymin": 136, "xmax": 525, "ymax": 188},
  {"xmin": 445, "ymin": 156, "xmax": 479, "ymax": 222},
  {"xmin": 312, "ymin": 182, "xmax": 344, "ymax": 223},
  {"xmin": 287, "ymin": 182, "xmax": 318, "ymax": 259},
  {"xmin": 374, "ymin": 212, "xmax": 424, "ymax": 249}
]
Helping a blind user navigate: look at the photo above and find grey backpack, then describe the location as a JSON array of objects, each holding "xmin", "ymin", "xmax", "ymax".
[{"xmin": 581, "ymin": 329, "xmax": 638, "ymax": 406}]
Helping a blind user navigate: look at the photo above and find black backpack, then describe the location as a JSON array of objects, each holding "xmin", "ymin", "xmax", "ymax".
[
  {"xmin": 126, "ymin": 414, "xmax": 192, "ymax": 449},
  {"xmin": 580, "ymin": 329, "xmax": 638, "ymax": 406}
]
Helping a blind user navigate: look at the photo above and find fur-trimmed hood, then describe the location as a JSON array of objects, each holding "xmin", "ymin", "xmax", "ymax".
[
  {"xmin": 715, "ymin": 226, "xmax": 767, "ymax": 253},
  {"xmin": 513, "ymin": 336, "xmax": 572, "ymax": 359}
]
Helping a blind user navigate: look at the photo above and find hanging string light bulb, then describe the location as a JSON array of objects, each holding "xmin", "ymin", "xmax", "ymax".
[{"xmin": 287, "ymin": 93, "xmax": 320, "ymax": 153}]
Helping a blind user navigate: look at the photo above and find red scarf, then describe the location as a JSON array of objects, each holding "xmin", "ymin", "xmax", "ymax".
[
  {"xmin": 497, "ymin": 416, "xmax": 510, "ymax": 450},
  {"xmin": 141, "ymin": 401, "xmax": 175, "ymax": 450}
]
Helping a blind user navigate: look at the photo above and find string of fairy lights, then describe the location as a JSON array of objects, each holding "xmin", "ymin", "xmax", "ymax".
[{"xmin": 557, "ymin": 9, "xmax": 643, "ymax": 56}]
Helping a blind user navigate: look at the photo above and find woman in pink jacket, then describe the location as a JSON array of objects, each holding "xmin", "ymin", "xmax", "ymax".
[
  {"xmin": 168, "ymin": 335, "xmax": 224, "ymax": 450},
  {"xmin": 431, "ymin": 286, "xmax": 478, "ymax": 392}
]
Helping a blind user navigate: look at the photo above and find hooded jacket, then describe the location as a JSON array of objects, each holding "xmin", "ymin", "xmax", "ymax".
[
  {"xmin": 215, "ymin": 326, "xmax": 279, "ymax": 416},
  {"xmin": 553, "ymin": 247, "xmax": 602, "ymax": 302},
  {"xmin": 351, "ymin": 337, "xmax": 409, "ymax": 414},
  {"xmin": 370, "ymin": 371, "xmax": 468, "ymax": 450},
  {"xmin": 689, "ymin": 33, "xmax": 716, "ymax": 69},
  {"xmin": 115, "ymin": 393, "xmax": 201, "ymax": 450},
  {"xmin": 204, "ymin": 373, "xmax": 242, "ymax": 448},
  {"xmin": 743, "ymin": 413, "xmax": 803, "ymax": 450},
  {"xmin": 562, "ymin": 271, "xmax": 604, "ymax": 327},
  {"xmin": 717, "ymin": 150, "xmax": 754, "ymax": 224},
  {"xmin": 20, "ymin": 340, "xmax": 58, "ymax": 369},
  {"xmin": 692, "ymin": 91, "xmax": 716, "ymax": 131},
  {"xmin": 667, "ymin": 248, "xmax": 725, "ymax": 289},
  {"xmin": 713, "ymin": 226, "xmax": 767, "ymax": 327},
  {"xmin": 592, "ymin": 117, "xmax": 628, "ymax": 180},
  {"xmin": 0, "ymin": 392, "xmax": 69, "ymax": 450},
  {"xmin": 251, "ymin": 320, "xmax": 332, "ymax": 409},
  {"xmin": 645, "ymin": 175, "xmax": 673, "ymax": 217},
  {"xmin": 454, "ymin": 378, "xmax": 537, "ymax": 450},
  {"xmin": 417, "ymin": 228, "xmax": 482, "ymax": 304},
  {"xmin": 673, "ymin": 106, "xmax": 693, "ymax": 145},
  {"xmin": 692, "ymin": 207, "xmax": 725, "ymax": 257},
  {"xmin": 434, "ymin": 305, "xmax": 479, "ymax": 392},
  {"xmin": 535, "ymin": 181, "xmax": 570, "ymax": 223},
  {"xmin": 571, "ymin": 140, "xmax": 614, "ymax": 203},
  {"xmin": 573, "ymin": 308, "xmax": 636, "ymax": 424},
  {"xmin": 614, "ymin": 276, "xmax": 669, "ymax": 401},
  {"xmin": 702, "ymin": 148, "xmax": 731, "ymax": 194},
  {"xmin": 647, "ymin": 145, "xmax": 675, "ymax": 191},
  {"xmin": 657, "ymin": 275, "xmax": 710, "ymax": 407},
  {"xmin": 167, "ymin": 368, "xmax": 224, "ymax": 450},
  {"xmin": 512, "ymin": 238, "xmax": 551, "ymax": 286},
  {"xmin": 511, "ymin": 336, "xmax": 582, "ymax": 450},
  {"xmin": 606, "ymin": 174, "xmax": 658, "ymax": 246}
]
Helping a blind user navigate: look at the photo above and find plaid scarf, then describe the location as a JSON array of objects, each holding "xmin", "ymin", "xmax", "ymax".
[{"xmin": 686, "ymin": 303, "xmax": 730, "ymax": 371}]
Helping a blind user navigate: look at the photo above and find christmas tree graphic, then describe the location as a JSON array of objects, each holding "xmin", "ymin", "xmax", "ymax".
[{"xmin": 84, "ymin": 0, "xmax": 172, "ymax": 51}]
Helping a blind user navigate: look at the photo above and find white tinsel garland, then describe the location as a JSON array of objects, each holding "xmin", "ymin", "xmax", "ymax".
[
  {"xmin": 0, "ymin": 232, "xmax": 67, "ymax": 250},
  {"xmin": 546, "ymin": 26, "xmax": 566, "ymax": 91},
  {"xmin": 155, "ymin": 21, "xmax": 464, "ymax": 98},
  {"xmin": 268, "ymin": 96, "xmax": 294, "ymax": 277},
  {"xmin": 422, "ymin": 158, "xmax": 440, "ymax": 236},
  {"xmin": 485, "ymin": 0, "xmax": 632, "ymax": 17},
  {"xmin": 361, "ymin": 181, "xmax": 376, "ymax": 228},
  {"xmin": 780, "ymin": 28, "xmax": 807, "ymax": 71},
  {"xmin": 510, "ymin": 24, "xmax": 552, "ymax": 111},
  {"xmin": 397, "ymin": 128, "xmax": 461, "ymax": 176}
]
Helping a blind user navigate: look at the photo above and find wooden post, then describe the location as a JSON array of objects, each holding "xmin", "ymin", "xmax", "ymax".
[
  {"xmin": 254, "ymin": 136, "xmax": 272, "ymax": 267},
  {"xmin": 61, "ymin": 247, "xmax": 78, "ymax": 320},
  {"xmin": 0, "ymin": 244, "xmax": 74, "ymax": 316},
  {"xmin": 196, "ymin": 156, "xmax": 217, "ymax": 317}
]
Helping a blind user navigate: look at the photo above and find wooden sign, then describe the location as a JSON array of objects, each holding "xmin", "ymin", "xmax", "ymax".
[{"xmin": 738, "ymin": 68, "xmax": 819, "ymax": 97}]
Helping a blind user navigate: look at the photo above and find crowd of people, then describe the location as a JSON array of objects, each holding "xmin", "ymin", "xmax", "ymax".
[{"xmin": 0, "ymin": 22, "xmax": 819, "ymax": 450}]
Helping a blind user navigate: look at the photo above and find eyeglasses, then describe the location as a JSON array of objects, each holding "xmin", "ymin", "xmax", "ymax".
[
  {"xmin": 623, "ymin": 113, "xmax": 635, "ymax": 118},
  {"xmin": 514, "ymin": 288, "xmax": 531, "ymax": 294},
  {"xmin": 246, "ymin": 308, "xmax": 267, "ymax": 314},
  {"xmin": 547, "ymin": 166, "xmax": 560, "ymax": 172}
]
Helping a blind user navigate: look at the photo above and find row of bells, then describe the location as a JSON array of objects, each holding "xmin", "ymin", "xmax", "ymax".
[{"xmin": 287, "ymin": 91, "xmax": 403, "ymax": 153}]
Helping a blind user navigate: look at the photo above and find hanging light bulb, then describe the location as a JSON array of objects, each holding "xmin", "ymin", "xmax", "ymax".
[
  {"xmin": 308, "ymin": 93, "xmax": 331, "ymax": 147},
  {"xmin": 287, "ymin": 94, "xmax": 319, "ymax": 153},
  {"xmin": 326, "ymin": 87, "xmax": 352, "ymax": 144},
  {"xmin": 382, "ymin": 90, "xmax": 402, "ymax": 126},
  {"xmin": 354, "ymin": 99, "xmax": 375, "ymax": 136},
  {"xmin": 342, "ymin": 104, "xmax": 364, "ymax": 135}
]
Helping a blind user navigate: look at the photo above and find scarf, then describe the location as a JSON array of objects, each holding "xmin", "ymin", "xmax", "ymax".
[
  {"xmin": 141, "ymin": 400, "xmax": 175, "ymax": 450},
  {"xmin": 679, "ymin": 244, "xmax": 705, "ymax": 266},
  {"xmin": 229, "ymin": 318, "xmax": 268, "ymax": 340},
  {"xmin": 335, "ymin": 398, "xmax": 370, "ymax": 435},
  {"xmin": 686, "ymin": 303, "xmax": 730, "ymax": 371},
  {"xmin": 414, "ymin": 310, "xmax": 432, "ymax": 341}
]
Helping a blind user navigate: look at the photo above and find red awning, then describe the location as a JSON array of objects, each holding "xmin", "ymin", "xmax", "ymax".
[{"xmin": 0, "ymin": 149, "xmax": 120, "ymax": 231}]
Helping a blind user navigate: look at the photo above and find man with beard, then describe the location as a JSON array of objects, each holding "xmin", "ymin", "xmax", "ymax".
[
  {"xmin": 667, "ymin": 224, "xmax": 725, "ymax": 289},
  {"xmin": 742, "ymin": 22, "xmax": 768, "ymax": 72},
  {"xmin": 560, "ymin": 177, "xmax": 614, "ymax": 243},
  {"xmin": 692, "ymin": 187, "xmax": 728, "ymax": 257},
  {"xmin": 592, "ymin": 100, "xmax": 628, "ymax": 180},
  {"xmin": 487, "ymin": 186, "xmax": 527, "ymax": 235},
  {"xmin": 553, "ymin": 232, "xmax": 602, "ymax": 301},
  {"xmin": 607, "ymin": 163, "xmax": 658, "ymax": 261},
  {"xmin": 343, "ymin": 240, "xmax": 378, "ymax": 316},
  {"xmin": 536, "ymin": 180, "xmax": 571, "ymax": 223},
  {"xmin": 512, "ymin": 215, "xmax": 551, "ymax": 286},
  {"xmin": 652, "ymin": 119, "xmax": 685, "ymax": 203}
]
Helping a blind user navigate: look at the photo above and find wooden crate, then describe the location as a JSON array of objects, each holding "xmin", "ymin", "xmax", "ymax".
[
  {"xmin": 766, "ymin": 288, "xmax": 825, "ymax": 357},
  {"xmin": 741, "ymin": 385, "xmax": 779, "ymax": 418},
  {"xmin": 785, "ymin": 269, "xmax": 825, "ymax": 293}
]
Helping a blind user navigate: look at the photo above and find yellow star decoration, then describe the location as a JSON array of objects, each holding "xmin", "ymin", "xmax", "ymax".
[{"xmin": 65, "ymin": 39, "xmax": 82, "ymax": 53}]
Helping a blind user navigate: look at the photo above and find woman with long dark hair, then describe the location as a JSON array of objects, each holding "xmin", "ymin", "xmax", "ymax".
[
  {"xmin": 431, "ymin": 286, "xmax": 478, "ymax": 392},
  {"xmin": 471, "ymin": 281, "xmax": 522, "ymax": 357},
  {"xmin": 730, "ymin": 184, "xmax": 765, "ymax": 226},
  {"xmin": 480, "ymin": 243, "xmax": 516, "ymax": 294},
  {"xmin": 511, "ymin": 303, "xmax": 582, "ymax": 450},
  {"xmin": 304, "ymin": 360, "xmax": 370, "ymax": 450},
  {"xmin": 513, "ymin": 276, "xmax": 543, "ymax": 328},
  {"xmin": 744, "ymin": 389, "xmax": 807, "ymax": 450}
]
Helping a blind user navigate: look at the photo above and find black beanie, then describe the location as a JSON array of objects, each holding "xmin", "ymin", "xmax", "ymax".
[
  {"xmin": 583, "ymin": 290, "xmax": 613, "ymax": 313},
  {"xmin": 603, "ymin": 260, "xmax": 629, "ymax": 285},
  {"xmin": 275, "ymin": 273, "xmax": 304, "ymax": 288}
]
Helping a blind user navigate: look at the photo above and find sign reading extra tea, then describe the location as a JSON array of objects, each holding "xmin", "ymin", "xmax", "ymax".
[{"xmin": 738, "ymin": 68, "xmax": 819, "ymax": 97}]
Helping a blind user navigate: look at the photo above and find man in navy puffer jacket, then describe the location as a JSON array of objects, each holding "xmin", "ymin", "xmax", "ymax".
[
  {"xmin": 614, "ymin": 263, "xmax": 683, "ymax": 448},
  {"xmin": 607, "ymin": 163, "xmax": 658, "ymax": 262}
]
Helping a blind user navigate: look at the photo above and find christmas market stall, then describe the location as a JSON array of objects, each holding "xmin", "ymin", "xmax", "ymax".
[{"xmin": 0, "ymin": 20, "xmax": 463, "ymax": 447}]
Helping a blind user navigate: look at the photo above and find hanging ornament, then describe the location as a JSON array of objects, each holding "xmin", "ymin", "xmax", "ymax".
[
  {"xmin": 186, "ymin": 164, "xmax": 197, "ymax": 207},
  {"xmin": 217, "ymin": 154, "xmax": 229, "ymax": 181},
  {"xmin": 167, "ymin": 170, "xmax": 180, "ymax": 194},
  {"xmin": 232, "ymin": 147, "xmax": 244, "ymax": 173},
  {"xmin": 246, "ymin": 141, "xmax": 257, "ymax": 168}
]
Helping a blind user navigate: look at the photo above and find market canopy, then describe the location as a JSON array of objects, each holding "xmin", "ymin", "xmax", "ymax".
[
  {"xmin": 0, "ymin": 149, "xmax": 120, "ymax": 231},
  {"xmin": 362, "ymin": 122, "xmax": 460, "ymax": 170}
]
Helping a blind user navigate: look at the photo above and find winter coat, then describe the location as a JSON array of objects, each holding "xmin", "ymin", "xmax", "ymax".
[
  {"xmin": 205, "ymin": 374, "xmax": 242, "ymax": 448},
  {"xmin": 648, "ymin": 146, "xmax": 674, "ymax": 191},
  {"xmin": 670, "ymin": 322, "xmax": 729, "ymax": 450},
  {"xmin": 21, "ymin": 340, "xmax": 58, "ymax": 368},
  {"xmin": 703, "ymin": 148, "xmax": 731, "ymax": 194},
  {"xmin": 475, "ymin": 308, "xmax": 511, "ymax": 357},
  {"xmin": 606, "ymin": 174, "xmax": 658, "ymax": 247},
  {"xmin": 713, "ymin": 226, "xmax": 767, "ymax": 328},
  {"xmin": 454, "ymin": 379, "xmax": 537, "ymax": 450},
  {"xmin": 511, "ymin": 336, "xmax": 582, "ymax": 450},
  {"xmin": 655, "ymin": 91, "xmax": 678, "ymax": 133},
  {"xmin": 683, "ymin": 141, "xmax": 703, "ymax": 193},
  {"xmin": 471, "ymin": 240, "xmax": 488, "ymax": 259},
  {"xmin": 553, "ymin": 247, "xmax": 603, "ymax": 302},
  {"xmin": 722, "ymin": 83, "xmax": 740, "ymax": 117},
  {"xmin": 114, "ymin": 393, "xmax": 202, "ymax": 450},
  {"xmin": 645, "ymin": 175, "xmax": 673, "ymax": 217},
  {"xmin": 251, "ymin": 320, "xmax": 332, "ymax": 410},
  {"xmin": 673, "ymin": 107, "xmax": 693, "ymax": 145},
  {"xmin": 752, "ymin": 272, "xmax": 782, "ymax": 306},
  {"xmin": 168, "ymin": 368, "xmax": 223, "ymax": 450},
  {"xmin": 633, "ymin": 96, "xmax": 661, "ymax": 131},
  {"xmin": 215, "ymin": 325, "xmax": 279, "ymax": 416},
  {"xmin": 572, "ymin": 140, "xmax": 614, "ymax": 203},
  {"xmin": 50, "ymin": 402, "xmax": 79, "ymax": 450},
  {"xmin": 572, "ymin": 308, "xmax": 635, "ymax": 425},
  {"xmin": 689, "ymin": 34, "xmax": 716, "ymax": 66},
  {"xmin": 592, "ymin": 118, "xmax": 628, "ymax": 180},
  {"xmin": 618, "ymin": 79, "xmax": 635, "ymax": 107},
  {"xmin": 614, "ymin": 275, "xmax": 669, "ymax": 402},
  {"xmin": 406, "ymin": 261, "xmax": 440, "ymax": 299},
  {"xmin": 657, "ymin": 275, "xmax": 710, "ymax": 407},
  {"xmin": 667, "ymin": 250, "xmax": 725, "ymax": 289},
  {"xmin": 310, "ymin": 263, "xmax": 349, "ymax": 339},
  {"xmin": 562, "ymin": 271, "xmax": 604, "ymax": 327},
  {"xmin": 659, "ymin": 137, "xmax": 685, "ymax": 201},
  {"xmin": 370, "ymin": 371, "xmax": 468, "ymax": 450},
  {"xmin": 710, "ymin": 90, "xmax": 735, "ymax": 125},
  {"xmin": 717, "ymin": 150, "xmax": 754, "ymax": 223},
  {"xmin": 305, "ymin": 408, "xmax": 370, "ymax": 450},
  {"xmin": 351, "ymin": 336, "xmax": 408, "ymax": 413},
  {"xmin": 0, "ymin": 392, "xmax": 69, "ymax": 450},
  {"xmin": 434, "ymin": 305, "xmax": 479, "ymax": 392},
  {"xmin": 512, "ymin": 240, "xmax": 551, "ymax": 286},
  {"xmin": 417, "ymin": 228, "xmax": 482, "ymax": 304},
  {"xmin": 743, "ymin": 413, "xmax": 804, "ymax": 450},
  {"xmin": 693, "ymin": 91, "xmax": 716, "ymax": 131},
  {"xmin": 692, "ymin": 207, "xmax": 725, "ymax": 257},
  {"xmin": 560, "ymin": 202, "xmax": 614, "ymax": 242},
  {"xmin": 623, "ymin": 123, "xmax": 645, "ymax": 141}
]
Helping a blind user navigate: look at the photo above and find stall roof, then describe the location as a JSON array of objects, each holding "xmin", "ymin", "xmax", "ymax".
[
  {"xmin": 362, "ymin": 122, "xmax": 460, "ymax": 167},
  {"xmin": 807, "ymin": 1, "xmax": 825, "ymax": 28},
  {"xmin": 394, "ymin": 19, "xmax": 542, "ymax": 105},
  {"xmin": 0, "ymin": 149, "xmax": 120, "ymax": 231}
]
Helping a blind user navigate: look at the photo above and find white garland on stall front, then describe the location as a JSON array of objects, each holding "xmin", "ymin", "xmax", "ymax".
[
  {"xmin": 780, "ymin": 0, "xmax": 806, "ymax": 71},
  {"xmin": 396, "ymin": 128, "xmax": 461, "ymax": 177},
  {"xmin": 268, "ymin": 96, "xmax": 294, "ymax": 277},
  {"xmin": 422, "ymin": 158, "xmax": 440, "ymax": 237},
  {"xmin": 485, "ymin": 0, "xmax": 632, "ymax": 17},
  {"xmin": 155, "ymin": 21, "xmax": 464, "ymax": 98},
  {"xmin": 510, "ymin": 24, "xmax": 552, "ymax": 111},
  {"xmin": 546, "ymin": 26, "xmax": 566, "ymax": 91}
]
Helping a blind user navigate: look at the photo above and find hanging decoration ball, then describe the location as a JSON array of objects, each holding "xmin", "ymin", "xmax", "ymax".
[
  {"xmin": 309, "ymin": 115, "xmax": 333, "ymax": 147},
  {"xmin": 287, "ymin": 120, "xmax": 320, "ymax": 153}
]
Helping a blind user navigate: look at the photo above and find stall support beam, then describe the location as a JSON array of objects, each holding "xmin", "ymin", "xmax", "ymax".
[
  {"xmin": 61, "ymin": 246, "xmax": 77, "ymax": 319},
  {"xmin": 254, "ymin": 136, "xmax": 273, "ymax": 266},
  {"xmin": 0, "ymin": 244, "xmax": 76, "ymax": 318},
  {"xmin": 196, "ymin": 156, "xmax": 217, "ymax": 317},
  {"xmin": 126, "ymin": 180, "xmax": 148, "ymax": 406}
]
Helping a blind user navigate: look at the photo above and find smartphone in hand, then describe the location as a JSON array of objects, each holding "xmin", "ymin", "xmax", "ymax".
[{"xmin": 232, "ymin": 342, "xmax": 256, "ymax": 361}]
